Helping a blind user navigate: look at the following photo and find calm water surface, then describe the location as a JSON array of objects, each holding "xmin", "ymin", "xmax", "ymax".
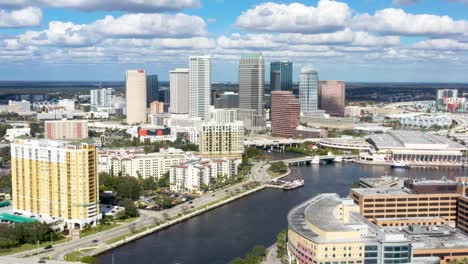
[{"xmin": 96, "ymin": 152, "xmax": 464, "ymax": 264}]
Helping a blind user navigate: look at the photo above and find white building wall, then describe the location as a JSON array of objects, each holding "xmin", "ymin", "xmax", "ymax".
[{"xmin": 189, "ymin": 56, "xmax": 211, "ymax": 120}]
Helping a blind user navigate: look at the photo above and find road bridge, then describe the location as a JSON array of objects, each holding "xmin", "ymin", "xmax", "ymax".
[
  {"xmin": 244, "ymin": 137, "xmax": 320, "ymax": 150},
  {"xmin": 278, "ymin": 155, "xmax": 358, "ymax": 165}
]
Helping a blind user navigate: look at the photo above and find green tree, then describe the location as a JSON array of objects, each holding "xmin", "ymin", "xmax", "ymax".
[
  {"xmin": 0, "ymin": 123, "xmax": 12, "ymax": 138},
  {"xmin": 0, "ymin": 174, "xmax": 11, "ymax": 193},
  {"xmin": 0, "ymin": 146, "xmax": 11, "ymax": 165},
  {"xmin": 29, "ymin": 122, "xmax": 43, "ymax": 137},
  {"xmin": 269, "ymin": 162, "xmax": 288, "ymax": 174},
  {"xmin": 276, "ymin": 230, "xmax": 287, "ymax": 259},
  {"xmin": 158, "ymin": 172, "xmax": 170, "ymax": 188},
  {"xmin": 119, "ymin": 199, "xmax": 139, "ymax": 218},
  {"xmin": 141, "ymin": 177, "xmax": 158, "ymax": 191},
  {"xmin": 115, "ymin": 176, "xmax": 141, "ymax": 200}
]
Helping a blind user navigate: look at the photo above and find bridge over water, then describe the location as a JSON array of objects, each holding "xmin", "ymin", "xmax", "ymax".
[{"xmin": 278, "ymin": 155, "xmax": 358, "ymax": 165}]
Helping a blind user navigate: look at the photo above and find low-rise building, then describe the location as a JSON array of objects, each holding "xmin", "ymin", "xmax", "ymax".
[
  {"xmin": 98, "ymin": 147, "xmax": 192, "ymax": 180},
  {"xmin": 350, "ymin": 179, "xmax": 462, "ymax": 227},
  {"xmin": 360, "ymin": 130, "xmax": 467, "ymax": 167},
  {"xmin": 44, "ymin": 119, "xmax": 88, "ymax": 140},
  {"xmin": 318, "ymin": 137, "xmax": 371, "ymax": 151},
  {"xmin": 169, "ymin": 158, "xmax": 240, "ymax": 194},
  {"xmin": 4, "ymin": 128, "xmax": 30, "ymax": 141},
  {"xmin": 287, "ymin": 193, "xmax": 468, "ymax": 264}
]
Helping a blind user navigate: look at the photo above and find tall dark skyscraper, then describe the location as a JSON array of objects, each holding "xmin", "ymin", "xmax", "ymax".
[
  {"xmin": 270, "ymin": 61, "xmax": 293, "ymax": 91},
  {"xmin": 147, "ymin": 74, "xmax": 159, "ymax": 107}
]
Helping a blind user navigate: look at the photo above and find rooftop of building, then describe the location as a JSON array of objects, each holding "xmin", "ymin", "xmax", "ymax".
[
  {"xmin": 13, "ymin": 137, "xmax": 95, "ymax": 147},
  {"xmin": 409, "ymin": 179, "xmax": 457, "ymax": 186},
  {"xmin": 288, "ymin": 194, "xmax": 368, "ymax": 243},
  {"xmin": 351, "ymin": 187, "xmax": 411, "ymax": 196},
  {"xmin": 369, "ymin": 130, "xmax": 466, "ymax": 150},
  {"xmin": 402, "ymin": 225, "xmax": 468, "ymax": 250},
  {"xmin": 359, "ymin": 176, "xmax": 405, "ymax": 188}
]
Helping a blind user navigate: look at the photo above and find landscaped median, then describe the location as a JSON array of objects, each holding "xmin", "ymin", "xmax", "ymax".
[{"xmin": 64, "ymin": 249, "xmax": 96, "ymax": 263}]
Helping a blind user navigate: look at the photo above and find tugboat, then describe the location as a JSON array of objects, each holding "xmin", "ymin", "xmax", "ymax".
[
  {"xmin": 391, "ymin": 162, "xmax": 409, "ymax": 169},
  {"xmin": 283, "ymin": 179, "xmax": 305, "ymax": 190}
]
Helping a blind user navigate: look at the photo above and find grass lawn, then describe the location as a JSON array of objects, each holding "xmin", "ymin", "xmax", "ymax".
[
  {"xmin": 64, "ymin": 250, "xmax": 96, "ymax": 263},
  {"xmin": 64, "ymin": 251, "xmax": 83, "ymax": 262},
  {"xmin": 266, "ymin": 168, "xmax": 284, "ymax": 178},
  {"xmin": 105, "ymin": 224, "xmax": 156, "ymax": 245},
  {"xmin": 0, "ymin": 237, "xmax": 69, "ymax": 256},
  {"xmin": 80, "ymin": 223, "xmax": 118, "ymax": 237},
  {"xmin": 115, "ymin": 217, "xmax": 137, "ymax": 224}
]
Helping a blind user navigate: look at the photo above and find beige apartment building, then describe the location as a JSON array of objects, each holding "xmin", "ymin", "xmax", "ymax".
[
  {"xmin": 126, "ymin": 70, "xmax": 147, "ymax": 124},
  {"xmin": 11, "ymin": 139, "xmax": 99, "ymax": 229},
  {"xmin": 198, "ymin": 122, "xmax": 244, "ymax": 159},
  {"xmin": 44, "ymin": 119, "xmax": 88, "ymax": 140}
]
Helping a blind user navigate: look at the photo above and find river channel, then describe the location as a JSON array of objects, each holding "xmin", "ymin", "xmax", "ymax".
[{"xmin": 96, "ymin": 152, "xmax": 463, "ymax": 264}]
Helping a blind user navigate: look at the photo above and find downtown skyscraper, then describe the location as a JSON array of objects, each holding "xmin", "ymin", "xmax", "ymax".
[
  {"xmin": 319, "ymin": 80, "xmax": 346, "ymax": 117},
  {"xmin": 146, "ymin": 74, "xmax": 159, "ymax": 107},
  {"xmin": 126, "ymin": 70, "xmax": 147, "ymax": 124},
  {"xmin": 270, "ymin": 61, "xmax": 293, "ymax": 91},
  {"xmin": 189, "ymin": 56, "xmax": 211, "ymax": 120},
  {"xmin": 170, "ymin": 68, "xmax": 189, "ymax": 114},
  {"xmin": 239, "ymin": 53, "xmax": 265, "ymax": 132},
  {"xmin": 299, "ymin": 67, "xmax": 319, "ymax": 115}
]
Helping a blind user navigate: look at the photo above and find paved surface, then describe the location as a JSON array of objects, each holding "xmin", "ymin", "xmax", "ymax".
[
  {"xmin": 263, "ymin": 245, "xmax": 282, "ymax": 264},
  {"xmin": 0, "ymin": 256, "xmax": 74, "ymax": 263},
  {"xmin": 14, "ymin": 162, "xmax": 268, "ymax": 261}
]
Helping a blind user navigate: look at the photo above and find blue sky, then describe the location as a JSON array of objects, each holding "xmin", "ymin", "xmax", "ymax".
[{"xmin": 0, "ymin": 0, "xmax": 467, "ymax": 82}]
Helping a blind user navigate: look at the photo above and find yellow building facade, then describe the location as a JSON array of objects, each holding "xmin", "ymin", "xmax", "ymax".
[{"xmin": 11, "ymin": 139, "xmax": 99, "ymax": 229}]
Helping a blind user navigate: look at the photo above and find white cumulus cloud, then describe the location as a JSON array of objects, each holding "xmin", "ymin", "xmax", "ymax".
[
  {"xmin": 236, "ymin": 0, "xmax": 352, "ymax": 34},
  {"xmin": 16, "ymin": 13, "xmax": 207, "ymax": 47},
  {"xmin": 0, "ymin": 0, "xmax": 199, "ymax": 12},
  {"xmin": 351, "ymin": 8, "xmax": 468, "ymax": 37},
  {"xmin": 413, "ymin": 39, "xmax": 468, "ymax": 50},
  {"xmin": 0, "ymin": 7, "xmax": 42, "ymax": 28}
]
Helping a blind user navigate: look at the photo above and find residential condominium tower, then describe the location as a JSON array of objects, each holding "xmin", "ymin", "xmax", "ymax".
[
  {"xmin": 90, "ymin": 88, "xmax": 112, "ymax": 108},
  {"xmin": 239, "ymin": 53, "xmax": 266, "ymax": 132},
  {"xmin": 11, "ymin": 139, "xmax": 99, "ymax": 229},
  {"xmin": 189, "ymin": 56, "xmax": 211, "ymax": 120},
  {"xmin": 146, "ymin": 74, "xmax": 159, "ymax": 107},
  {"xmin": 126, "ymin": 70, "xmax": 147, "ymax": 124},
  {"xmin": 199, "ymin": 122, "xmax": 244, "ymax": 158},
  {"xmin": 170, "ymin": 68, "xmax": 189, "ymax": 114},
  {"xmin": 44, "ymin": 119, "xmax": 88, "ymax": 140},
  {"xmin": 270, "ymin": 61, "xmax": 293, "ymax": 91},
  {"xmin": 299, "ymin": 67, "xmax": 319, "ymax": 115}
]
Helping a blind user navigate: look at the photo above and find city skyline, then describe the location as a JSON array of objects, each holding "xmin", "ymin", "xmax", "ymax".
[{"xmin": 0, "ymin": 0, "xmax": 467, "ymax": 82}]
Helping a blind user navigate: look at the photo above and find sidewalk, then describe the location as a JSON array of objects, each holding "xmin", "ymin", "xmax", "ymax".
[{"xmin": 262, "ymin": 244, "xmax": 282, "ymax": 264}]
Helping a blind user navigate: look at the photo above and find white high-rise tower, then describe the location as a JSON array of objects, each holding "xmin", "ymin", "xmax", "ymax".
[
  {"xmin": 170, "ymin": 68, "xmax": 189, "ymax": 114},
  {"xmin": 189, "ymin": 56, "xmax": 211, "ymax": 120},
  {"xmin": 126, "ymin": 70, "xmax": 147, "ymax": 124},
  {"xmin": 239, "ymin": 53, "xmax": 265, "ymax": 132}
]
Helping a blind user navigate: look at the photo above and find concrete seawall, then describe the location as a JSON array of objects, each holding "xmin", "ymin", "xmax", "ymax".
[{"xmin": 91, "ymin": 184, "xmax": 267, "ymax": 256}]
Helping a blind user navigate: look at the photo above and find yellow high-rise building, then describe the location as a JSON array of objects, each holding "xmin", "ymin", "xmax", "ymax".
[{"xmin": 11, "ymin": 139, "xmax": 99, "ymax": 229}]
